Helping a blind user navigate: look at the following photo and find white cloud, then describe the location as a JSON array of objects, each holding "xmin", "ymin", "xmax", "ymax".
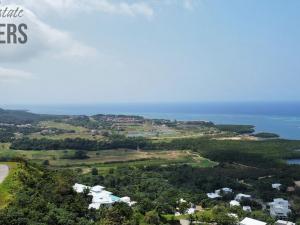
[
  {"xmin": 0, "ymin": 4, "xmax": 97, "ymax": 62},
  {"xmin": 0, "ymin": 67, "xmax": 33, "ymax": 83},
  {"xmin": 183, "ymin": 0, "xmax": 194, "ymax": 10}
]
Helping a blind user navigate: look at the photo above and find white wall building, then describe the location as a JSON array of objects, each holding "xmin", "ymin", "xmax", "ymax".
[{"xmin": 269, "ymin": 198, "xmax": 291, "ymax": 219}]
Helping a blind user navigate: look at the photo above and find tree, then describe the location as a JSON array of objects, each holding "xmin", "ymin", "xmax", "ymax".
[
  {"xmin": 91, "ymin": 168, "xmax": 98, "ymax": 176},
  {"xmin": 74, "ymin": 150, "xmax": 89, "ymax": 159},
  {"xmin": 144, "ymin": 210, "xmax": 161, "ymax": 225}
]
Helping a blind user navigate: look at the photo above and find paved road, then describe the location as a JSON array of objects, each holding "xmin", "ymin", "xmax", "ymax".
[{"xmin": 0, "ymin": 165, "xmax": 9, "ymax": 184}]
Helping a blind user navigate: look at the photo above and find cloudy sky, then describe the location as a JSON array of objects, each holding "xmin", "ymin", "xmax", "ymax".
[{"xmin": 1, "ymin": 0, "xmax": 300, "ymax": 104}]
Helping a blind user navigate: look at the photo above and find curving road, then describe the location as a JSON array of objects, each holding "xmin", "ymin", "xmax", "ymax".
[{"xmin": 0, "ymin": 164, "xmax": 9, "ymax": 184}]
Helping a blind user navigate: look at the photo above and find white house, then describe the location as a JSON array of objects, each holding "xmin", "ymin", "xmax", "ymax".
[
  {"xmin": 207, "ymin": 187, "xmax": 232, "ymax": 199},
  {"xmin": 186, "ymin": 208, "xmax": 195, "ymax": 215},
  {"xmin": 275, "ymin": 220, "xmax": 296, "ymax": 225},
  {"xmin": 242, "ymin": 206, "xmax": 252, "ymax": 212},
  {"xmin": 272, "ymin": 183, "xmax": 282, "ymax": 190},
  {"xmin": 235, "ymin": 193, "xmax": 251, "ymax": 202},
  {"xmin": 230, "ymin": 200, "xmax": 240, "ymax": 207},
  {"xmin": 269, "ymin": 198, "xmax": 291, "ymax": 219},
  {"xmin": 73, "ymin": 183, "xmax": 90, "ymax": 193},
  {"xmin": 207, "ymin": 192, "xmax": 221, "ymax": 199},
  {"xmin": 240, "ymin": 217, "xmax": 266, "ymax": 225},
  {"xmin": 228, "ymin": 213, "xmax": 238, "ymax": 219},
  {"xmin": 215, "ymin": 187, "xmax": 233, "ymax": 195}
]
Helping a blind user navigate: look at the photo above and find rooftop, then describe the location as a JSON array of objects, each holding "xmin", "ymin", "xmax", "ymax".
[{"xmin": 240, "ymin": 217, "xmax": 267, "ymax": 225}]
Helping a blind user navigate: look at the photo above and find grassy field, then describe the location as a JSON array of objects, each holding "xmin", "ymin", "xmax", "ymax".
[
  {"xmin": 0, "ymin": 162, "xmax": 20, "ymax": 209},
  {"xmin": 0, "ymin": 142, "xmax": 217, "ymax": 174},
  {"xmin": 38, "ymin": 121, "xmax": 88, "ymax": 132}
]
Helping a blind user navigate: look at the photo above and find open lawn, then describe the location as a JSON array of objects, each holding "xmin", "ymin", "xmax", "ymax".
[{"xmin": 38, "ymin": 121, "xmax": 88, "ymax": 132}]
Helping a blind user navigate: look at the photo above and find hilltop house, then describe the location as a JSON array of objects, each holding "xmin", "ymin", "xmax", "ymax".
[
  {"xmin": 207, "ymin": 187, "xmax": 232, "ymax": 199},
  {"xmin": 242, "ymin": 206, "xmax": 252, "ymax": 212},
  {"xmin": 207, "ymin": 192, "xmax": 221, "ymax": 199},
  {"xmin": 230, "ymin": 200, "xmax": 240, "ymax": 207},
  {"xmin": 73, "ymin": 183, "xmax": 136, "ymax": 209},
  {"xmin": 215, "ymin": 187, "xmax": 233, "ymax": 195},
  {"xmin": 269, "ymin": 198, "xmax": 291, "ymax": 219},
  {"xmin": 73, "ymin": 183, "xmax": 90, "ymax": 193},
  {"xmin": 240, "ymin": 217, "xmax": 266, "ymax": 225},
  {"xmin": 235, "ymin": 193, "xmax": 251, "ymax": 202},
  {"xmin": 272, "ymin": 183, "xmax": 282, "ymax": 190}
]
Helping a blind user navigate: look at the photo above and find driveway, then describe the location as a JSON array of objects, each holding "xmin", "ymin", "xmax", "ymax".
[{"xmin": 0, "ymin": 164, "xmax": 9, "ymax": 184}]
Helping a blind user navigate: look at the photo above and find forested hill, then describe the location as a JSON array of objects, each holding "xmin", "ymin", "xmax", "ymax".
[{"xmin": 0, "ymin": 108, "xmax": 64, "ymax": 124}]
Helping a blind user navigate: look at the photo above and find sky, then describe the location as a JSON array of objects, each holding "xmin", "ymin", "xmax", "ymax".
[{"xmin": 0, "ymin": 0, "xmax": 300, "ymax": 104}]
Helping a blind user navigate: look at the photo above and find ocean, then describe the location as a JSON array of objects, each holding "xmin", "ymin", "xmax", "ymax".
[{"xmin": 4, "ymin": 102, "xmax": 300, "ymax": 140}]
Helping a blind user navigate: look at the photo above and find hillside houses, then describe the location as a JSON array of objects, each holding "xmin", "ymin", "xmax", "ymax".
[
  {"xmin": 235, "ymin": 193, "xmax": 251, "ymax": 202},
  {"xmin": 73, "ymin": 183, "xmax": 136, "ymax": 209},
  {"xmin": 207, "ymin": 187, "xmax": 233, "ymax": 199},
  {"xmin": 272, "ymin": 183, "xmax": 282, "ymax": 190}
]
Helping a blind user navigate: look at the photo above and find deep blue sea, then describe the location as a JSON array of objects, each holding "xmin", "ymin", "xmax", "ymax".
[{"xmin": 3, "ymin": 102, "xmax": 300, "ymax": 140}]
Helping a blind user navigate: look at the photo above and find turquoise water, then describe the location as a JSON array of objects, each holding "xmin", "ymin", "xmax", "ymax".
[
  {"xmin": 111, "ymin": 195, "xmax": 121, "ymax": 202},
  {"xmin": 3, "ymin": 102, "xmax": 300, "ymax": 140}
]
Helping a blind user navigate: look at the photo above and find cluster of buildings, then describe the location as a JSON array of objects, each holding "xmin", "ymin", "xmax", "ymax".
[
  {"xmin": 206, "ymin": 187, "xmax": 233, "ymax": 199},
  {"xmin": 206, "ymin": 184, "xmax": 294, "ymax": 221},
  {"xmin": 73, "ymin": 183, "xmax": 136, "ymax": 209}
]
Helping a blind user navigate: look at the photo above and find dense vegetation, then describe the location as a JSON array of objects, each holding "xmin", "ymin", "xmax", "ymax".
[
  {"xmin": 253, "ymin": 133, "xmax": 280, "ymax": 138},
  {"xmin": 2, "ymin": 161, "xmax": 300, "ymax": 225},
  {"xmin": 10, "ymin": 136, "xmax": 148, "ymax": 151},
  {"xmin": 215, "ymin": 125, "xmax": 255, "ymax": 134},
  {"xmin": 0, "ymin": 108, "xmax": 64, "ymax": 124}
]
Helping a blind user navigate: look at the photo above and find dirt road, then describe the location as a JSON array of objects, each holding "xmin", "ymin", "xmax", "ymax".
[{"xmin": 0, "ymin": 164, "xmax": 9, "ymax": 184}]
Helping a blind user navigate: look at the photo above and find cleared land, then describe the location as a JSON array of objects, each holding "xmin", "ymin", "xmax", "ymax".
[{"xmin": 0, "ymin": 164, "xmax": 9, "ymax": 183}]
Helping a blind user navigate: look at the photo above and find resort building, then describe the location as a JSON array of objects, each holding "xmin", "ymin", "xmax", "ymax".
[
  {"xmin": 73, "ymin": 183, "xmax": 136, "ymax": 209},
  {"xmin": 269, "ymin": 198, "xmax": 291, "ymax": 219}
]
